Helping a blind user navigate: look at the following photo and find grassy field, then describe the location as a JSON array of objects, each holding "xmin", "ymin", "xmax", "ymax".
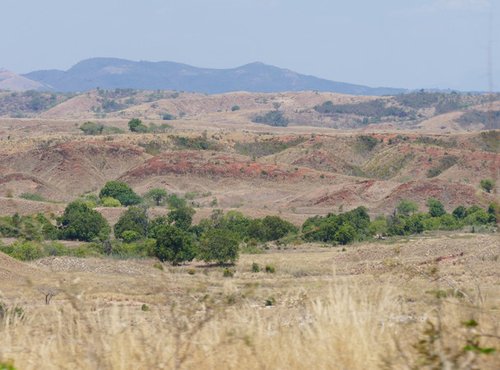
[{"xmin": 1, "ymin": 232, "xmax": 499, "ymax": 369}]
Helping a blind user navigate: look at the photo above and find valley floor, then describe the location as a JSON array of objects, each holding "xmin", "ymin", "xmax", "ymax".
[{"xmin": 1, "ymin": 232, "xmax": 499, "ymax": 369}]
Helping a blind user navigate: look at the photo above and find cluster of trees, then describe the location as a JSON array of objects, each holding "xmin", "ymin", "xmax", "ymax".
[
  {"xmin": 301, "ymin": 198, "xmax": 498, "ymax": 244},
  {"xmin": 1, "ymin": 178, "xmax": 497, "ymax": 266},
  {"xmin": 252, "ymin": 110, "xmax": 289, "ymax": 127},
  {"xmin": 79, "ymin": 121, "xmax": 124, "ymax": 135},
  {"xmin": 128, "ymin": 118, "xmax": 172, "ymax": 133}
]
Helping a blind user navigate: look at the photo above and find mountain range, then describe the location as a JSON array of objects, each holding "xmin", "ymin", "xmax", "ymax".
[{"xmin": 0, "ymin": 58, "xmax": 405, "ymax": 95}]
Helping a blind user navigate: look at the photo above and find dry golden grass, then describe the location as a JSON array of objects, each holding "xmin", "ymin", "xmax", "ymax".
[{"xmin": 1, "ymin": 233, "xmax": 499, "ymax": 369}]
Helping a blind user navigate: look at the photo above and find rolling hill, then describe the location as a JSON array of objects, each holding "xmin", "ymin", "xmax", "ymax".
[
  {"xmin": 23, "ymin": 58, "xmax": 405, "ymax": 95},
  {"xmin": 0, "ymin": 69, "xmax": 46, "ymax": 91}
]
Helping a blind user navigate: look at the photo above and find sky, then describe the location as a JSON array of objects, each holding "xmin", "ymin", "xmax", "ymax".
[{"xmin": 1, "ymin": 0, "xmax": 499, "ymax": 91}]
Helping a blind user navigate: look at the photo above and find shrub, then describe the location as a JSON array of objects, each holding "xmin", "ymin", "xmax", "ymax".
[
  {"xmin": 222, "ymin": 268, "xmax": 235, "ymax": 278},
  {"xmin": 265, "ymin": 264, "xmax": 276, "ymax": 273},
  {"xmin": 357, "ymin": 135, "xmax": 378, "ymax": 152},
  {"xmin": 427, "ymin": 198, "xmax": 446, "ymax": 217},
  {"xmin": 251, "ymin": 262, "xmax": 261, "ymax": 273},
  {"xmin": 58, "ymin": 201, "xmax": 110, "ymax": 241},
  {"xmin": 99, "ymin": 181, "xmax": 141, "ymax": 206},
  {"xmin": 199, "ymin": 228, "xmax": 240, "ymax": 265},
  {"xmin": 128, "ymin": 118, "xmax": 148, "ymax": 133},
  {"xmin": 170, "ymin": 134, "xmax": 218, "ymax": 150},
  {"xmin": 153, "ymin": 225, "xmax": 196, "ymax": 265},
  {"xmin": 427, "ymin": 155, "xmax": 458, "ymax": 178},
  {"xmin": 231, "ymin": 105, "xmax": 240, "ymax": 112},
  {"xmin": 234, "ymin": 137, "xmax": 307, "ymax": 158},
  {"xmin": 79, "ymin": 121, "xmax": 104, "ymax": 135},
  {"xmin": 480, "ymin": 178, "xmax": 495, "ymax": 193},
  {"xmin": 452, "ymin": 205, "xmax": 467, "ymax": 220},
  {"xmin": 265, "ymin": 297, "xmax": 276, "ymax": 306},
  {"xmin": 161, "ymin": 113, "xmax": 176, "ymax": 121},
  {"xmin": 121, "ymin": 230, "xmax": 141, "ymax": 243},
  {"xmin": 0, "ymin": 361, "xmax": 17, "ymax": 370},
  {"xmin": 2, "ymin": 240, "xmax": 44, "ymax": 261},
  {"xmin": 101, "ymin": 197, "xmax": 121, "ymax": 207},
  {"xmin": 19, "ymin": 193, "xmax": 45, "ymax": 202}
]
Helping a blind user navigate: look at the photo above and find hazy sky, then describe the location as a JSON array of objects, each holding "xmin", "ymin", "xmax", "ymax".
[{"xmin": 2, "ymin": 0, "xmax": 499, "ymax": 91}]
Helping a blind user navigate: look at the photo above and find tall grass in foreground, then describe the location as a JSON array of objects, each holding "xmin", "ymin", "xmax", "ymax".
[{"xmin": 0, "ymin": 281, "xmax": 498, "ymax": 370}]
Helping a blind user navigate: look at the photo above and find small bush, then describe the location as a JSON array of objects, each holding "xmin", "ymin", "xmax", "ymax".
[
  {"xmin": 480, "ymin": 178, "xmax": 495, "ymax": 193},
  {"xmin": 223, "ymin": 268, "xmax": 235, "ymax": 278},
  {"xmin": 101, "ymin": 197, "xmax": 122, "ymax": 207},
  {"xmin": 4, "ymin": 241, "xmax": 44, "ymax": 261},
  {"xmin": 121, "ymin": 230, "xmax": 141, "ymax": 243},
  {"xmin": 251, "ymin": 262, "xmax": 261, "ymax": 273},
  {"xmin": 80, "ymin": 121, "xmax": 104, "ymax": 135},
  {"xmin": 161, "ymin": 113, "xmax": 176, "ymax": 121},
  {"xmin": 265, "ymin": 297, "xmax": 276, "ymax": 306},
  {"xmin": 19, "ymin": 193, "xmax": 46, "ymax": 202},
  {"xmin": 231, "ymin": 105, "xmax": 240, "ymax": 111},
  {"xmin": 128, "ymin": 118, "xmax": 148, "ymax": 133},
  {"xmin": 265, "ymin": 264, "xmax": 276, "ymax": 274}
]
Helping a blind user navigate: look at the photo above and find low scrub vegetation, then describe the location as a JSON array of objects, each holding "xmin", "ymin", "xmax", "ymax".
[
  {"xmin": 234, "ymin": 137, "xmax": 307, "ymax": 158},
  {"xmin": 314, "ymin": 100, "xmax": 408, "ymax": 118},
  {"xmin": 252, "ymin": 110, "xmax": 289, "ymax": 127}
]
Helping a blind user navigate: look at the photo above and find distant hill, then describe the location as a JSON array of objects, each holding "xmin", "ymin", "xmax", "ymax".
[
  {"xmin": 0, "ymin": 69, "xmax": 46, "ymax": 91},
  {"xmin": 23, "ymin": 58, "xmax": 405, "ymax": 95}
]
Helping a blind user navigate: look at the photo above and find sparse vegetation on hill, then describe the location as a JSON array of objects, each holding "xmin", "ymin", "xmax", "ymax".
[
  {"xmin": 0, "ymin": 90, "xmax": 72, "ymax": 117},
  {"xmin": 426, "ymin": 155, "xmax": 458, "ymax": 178},
  {"xmin": 458, "ymin": 110, "xmax": 500, "ymax": 129},
  {"xmin": 234, "ymin": 137, "xmax": 307, "ymax": 158},
  {"xmin": 314, "ymin": 99, "xmax": 408, "ymax": 118}
]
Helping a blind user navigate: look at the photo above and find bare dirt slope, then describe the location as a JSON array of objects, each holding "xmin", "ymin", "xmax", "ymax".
[{"xmin": 0, "ymin": 123, "xmax": 498, "ymax": 224}]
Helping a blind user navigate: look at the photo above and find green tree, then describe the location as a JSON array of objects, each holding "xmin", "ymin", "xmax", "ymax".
[
  {"xmin": 58, "ymin": 201, "xmax": 110, "ymax": 241},
  {"xmin": 144, "ymin": 188, "xmax": 168, "ymax": 206},
  {"xmin": 154, "ymin": 225, "xmax": 195, "ymax": 265},
  {"xmin": 128, "ymin": 118, "xmax": 148, "ymax": 133},
  {"xmin": 427, "ymin": 198, "xmax": 446, "ymax": 217},
  {"xmin": 166, "ymin": 194, "xmax": 187, "ymax": 209},
  {"xmin": 480, "ymin": 179, "xmax": 495, "ymax": 193},
  {"xmin": 99, "ymin": 181, "xmax": 141, "ymax": 206},
  {"xmin": 168, "ymin": 206, "xmax": 195, "ymax": 230},
  {"xmin": 259, "ymin": 216, "xmax": 297, "ymax": 241},
  {"xmin": 199, "ymin": 228, "xmax": 240, "ymax": 265},
  {"xmin": 114, "ymin": 207, "xmax": 149, "ymax": 240},
  {"xmin": 396, "ymin": 199, "xmax": 419, "ymax": 216},
  {"xmin": 452, "ymin": 205, "xmax": 467, "ymax": 220}
]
